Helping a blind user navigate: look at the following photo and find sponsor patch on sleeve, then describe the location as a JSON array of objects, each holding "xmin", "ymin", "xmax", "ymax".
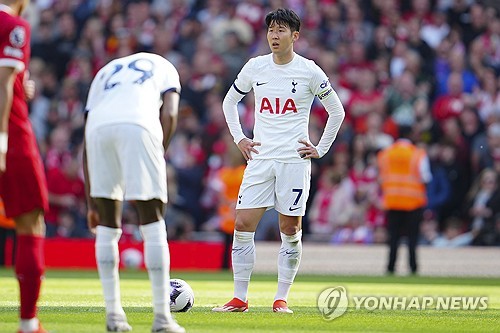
[
  {"xmin": 319, "ymin": 80, "xmax": 330, "ymax": 89},
  {"xmin": 3, "ymin": 46, "xmax": 24, "ymax": 59},
  {"xmin": 317, "ymin": 87, "xmax": 333, "ymax": 100},
  {"xmin": 9, "ymin": 26, "xmax": 26, "ymax": 48}
]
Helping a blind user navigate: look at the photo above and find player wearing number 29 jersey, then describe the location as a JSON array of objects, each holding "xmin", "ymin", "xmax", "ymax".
[
  {"xmin": 84, "ymin": 52, "xmax": 185, "ymax": 333},
  {"xmin": 85, "ymin": 52, "xmax": 180, "ymax": 142}
]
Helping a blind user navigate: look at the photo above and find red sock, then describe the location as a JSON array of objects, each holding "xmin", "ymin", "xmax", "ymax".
[{"xmin": 15, "ymin": 235, "xmax": 45, "ymax": 319}]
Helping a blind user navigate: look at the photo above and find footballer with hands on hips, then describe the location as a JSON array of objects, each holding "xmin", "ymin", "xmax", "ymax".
[{"xmin": 212, "ymin": 8, "xmax": 345, "ymax": 314}]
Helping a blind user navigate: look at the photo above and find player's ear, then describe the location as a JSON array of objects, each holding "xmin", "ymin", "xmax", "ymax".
[{"xmin": 292, "ymin": 31, "xmax": 299, "ymax": 43}]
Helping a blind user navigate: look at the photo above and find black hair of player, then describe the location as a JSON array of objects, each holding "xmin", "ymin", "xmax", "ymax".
[{"xmin": 265, "ymin": 8, "xmax": 301, "ymax": 32}]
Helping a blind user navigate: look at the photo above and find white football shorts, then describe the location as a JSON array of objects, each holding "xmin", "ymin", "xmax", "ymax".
[
  {"xmin": 85, "ymin": 123, "xmax": 168, "ymax": 202},
  {"xmin": 236, "ymin": 159, "xmax": 311, "ymax": 216}
]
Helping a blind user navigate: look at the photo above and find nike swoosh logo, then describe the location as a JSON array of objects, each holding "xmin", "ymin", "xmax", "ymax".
[
  {"xmin": 289, "ymin": 207, "xmax": 301, "ymax": 211},
  {"xmin": 256, "ymin": 82, "xmax": 268, "ymax": 86}
]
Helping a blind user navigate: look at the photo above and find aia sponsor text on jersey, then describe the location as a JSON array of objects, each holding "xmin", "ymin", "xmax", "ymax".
[{"xmin": 259, "ymin": 97, "xmax": 297, "ymax": 114}]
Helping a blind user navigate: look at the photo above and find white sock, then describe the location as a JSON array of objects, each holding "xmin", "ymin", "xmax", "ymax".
[
  {"xmin": 20, "ymin": 318, "xmax": 39, "ymax": 332},
  {"xmin": 95, "ymin": 226, "xmax": 124, "ymax": 315},
  {"xmin": 275, "ymin": 230, "xmax": 302, "ymax": 302},
  {"xmin": 140, "ymin": 220, "xmax": 171, "ymax": 317},
  {"xmin": 232, "ymin": 230, "xmax": 255, "ymax": 302}
]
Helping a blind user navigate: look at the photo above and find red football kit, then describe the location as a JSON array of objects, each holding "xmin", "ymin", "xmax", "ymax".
[{"xmin": 0, "ymin": 7, "xmax": 48, "ymax": 218}]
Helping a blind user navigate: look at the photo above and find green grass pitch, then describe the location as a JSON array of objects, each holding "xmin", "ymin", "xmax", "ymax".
[{"xmin": 0, "ymin": 269, "xmax": 499, "ymax": 332}]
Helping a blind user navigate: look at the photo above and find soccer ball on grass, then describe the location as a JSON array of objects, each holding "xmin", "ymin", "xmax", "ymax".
[{"xmin": 169, "ymin": 278, "xmax": 195, "ymax": 312}]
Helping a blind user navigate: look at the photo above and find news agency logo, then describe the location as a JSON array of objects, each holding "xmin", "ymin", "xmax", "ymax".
[
  {"xmin": 317, "ymin": 286, "xmax": 489, "ymax": 321},
  {"xmin": 317, "ymin": 286, "xmax": 348, "ymax": 320}
]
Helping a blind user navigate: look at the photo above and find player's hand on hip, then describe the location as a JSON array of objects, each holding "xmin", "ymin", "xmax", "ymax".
[
  {"xmin": 297, "ymin": 139, "xmax": 319, "ymax": 159},
  {"xmin": 87, "ymin": 209, "xmax": 100, "ymax": 234},
  {"xmin": 23, "ymin": 72, "xmax": 35, "ymax": 101},
  {"xmin": 237, "ymin": 138, "xmax": 261, "ymax": 161}
]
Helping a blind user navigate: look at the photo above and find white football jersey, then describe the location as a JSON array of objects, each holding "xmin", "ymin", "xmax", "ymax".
[
  {"xmin": 85, "ymin": 52, "xmax": 181, "ymax": 139},
  {"xmin": 233, "ymin": 53, "xmax": 335, "ymax": 161}
]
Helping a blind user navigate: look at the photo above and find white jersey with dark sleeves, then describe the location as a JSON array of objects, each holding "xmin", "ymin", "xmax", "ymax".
[{"xmin": 85, "ymin": 52, "xmax": 180, "ymax": 140}]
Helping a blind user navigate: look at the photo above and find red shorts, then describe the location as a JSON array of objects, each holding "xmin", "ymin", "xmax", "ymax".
[{"xmin": 0, "ymin": 151, "xmax": 48, "ymax": 218}]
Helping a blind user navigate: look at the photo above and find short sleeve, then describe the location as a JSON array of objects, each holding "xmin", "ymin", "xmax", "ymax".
[
  {"xmin": 0, "ymin": 19, "xmax": 29, "ymax": 73},
  {"xmin": 160, "ymin": 59, "xmax": 181, "ymax": 94},
  {"xmin": 85, "ymin": 71, "xmax": 101, "ymax": 113},
  {"xmin": 232, "ymin": 58, "xmax": 254, "ymax": 94}
]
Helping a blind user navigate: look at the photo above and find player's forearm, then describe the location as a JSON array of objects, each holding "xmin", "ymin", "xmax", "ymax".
[
  {"xmin": 82, "ymin": 136, "xmax": 96, "ymax": 211},
  {"xmin": 0, "ymin": 77, "xmax": 14, "ymax": 134},
  {"xmin": 222, "ymin": 87, "xmax": 247, "ymax": 144},
  {"xmin": 0, "ymin": 84, "xmax": 12, "ymax": 157},
  {"xmin": 316, "ymin": 91, "xmax": 345, "ymax": 157},
  {"xmin": 162, "ymin": 114, "xmax": 177, "ymax": 150},
  {"xmin": 0, "ymin": 66, "xmax": 16, "ymax": 135},
  {"xmin": 161, "ymin": 91, "xmax": 179, "ymax": 150}
]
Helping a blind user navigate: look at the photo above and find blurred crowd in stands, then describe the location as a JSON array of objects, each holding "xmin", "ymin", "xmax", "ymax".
[{"xmin": 13, "ymin": 0, "xmax": 500, "ymax": 246}]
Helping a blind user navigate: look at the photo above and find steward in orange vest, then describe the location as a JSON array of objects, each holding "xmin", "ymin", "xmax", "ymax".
[
  {"xmin": 377, "ymin": 141, "xmax": 428, "ymax": 211},
  {"xmin": 376, "ymin": 126, "xmax": 432, "ymax": 275}
]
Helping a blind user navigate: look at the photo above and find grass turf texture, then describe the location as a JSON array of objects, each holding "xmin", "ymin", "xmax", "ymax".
[{"xmin": 0, "ymin": 269, "xmax": 499, "ymax": 333}]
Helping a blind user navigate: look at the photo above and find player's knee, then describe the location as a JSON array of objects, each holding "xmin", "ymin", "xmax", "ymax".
[
  {"xmin": 233, "ymin": 230, "xmax": 255, "ymax": 243},
  {"xmin": 14, "ymin": 209, "xmax": 45, "ymax": 236},
  {"xmin": 281, "ymin": 229, "xmax": 302, "ymax": 243},
  {"xmin": 234, "ymin": 219, "xmax": 255, "ymax": 232},
  {"xmin": 136, "ymin": 199, "xmax": 164, "ymax": 224}
]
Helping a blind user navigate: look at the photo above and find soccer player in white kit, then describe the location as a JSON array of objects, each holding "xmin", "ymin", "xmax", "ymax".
[
  {"xmin": 83, "ymin": 52, "xmax": 185, "ymax": 333},
  {"xmin": 212, "ymin": 8, "xmax": 345, "ymax": 313}
]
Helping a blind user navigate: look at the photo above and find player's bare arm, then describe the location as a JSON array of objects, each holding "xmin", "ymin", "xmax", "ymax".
[
  {"xmin": 297, "ymin": 139, "xmax": 319, "ymax": 159},
  {"xmin": 160, "ymin": 90, "xmax": 180, "ymax": 150},
  {"xmin": 237, "ymin": 138, "xmax": 261, "ymax": 161},
  {"xmin": 0, "ymin": 66, "xmax": 16, "ymax": 175},
  {"xmin": 83, "ymin": 153, "xmax": 100, "ymax": 232},
  {"xmin": 82, "ymin": 119, "xmax": 99, "ymax": 232}
]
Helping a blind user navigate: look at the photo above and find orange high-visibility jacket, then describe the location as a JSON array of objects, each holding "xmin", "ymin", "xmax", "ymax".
[
  {"xmin": 218, "ymin": 165, "xmax": 246, "ymax": 235},
  {"xmin": 0, "ymin": 198, "xmax": 15, "ymax": 229},
  {"xmin": 377, "ymin": 141, "xmax": 427, "ymax": 211}
]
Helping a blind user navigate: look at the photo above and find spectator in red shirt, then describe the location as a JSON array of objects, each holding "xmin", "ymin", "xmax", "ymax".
[
  {"xmin": 346, "ymin": 68, "xmax": 385, "ymax": 133},
  {"xmin": 433, "ymin": 71, "xmax": 467, "ymax": 122},
  {"xmin": 44, "ymin": 124, "xmax": 71, "ymax": 171},
  {"xmin": 46, "ymin": 150, "xmax": 86, "ymax": 238},
  {"xmin": 339, "ymin": 41, "xmax": 374, "ymax": 90}
]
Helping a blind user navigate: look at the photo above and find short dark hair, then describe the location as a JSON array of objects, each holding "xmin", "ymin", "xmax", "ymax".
[{"xmin": 265, "ymin": 8, "xmax": 301, "ymax": 32}]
